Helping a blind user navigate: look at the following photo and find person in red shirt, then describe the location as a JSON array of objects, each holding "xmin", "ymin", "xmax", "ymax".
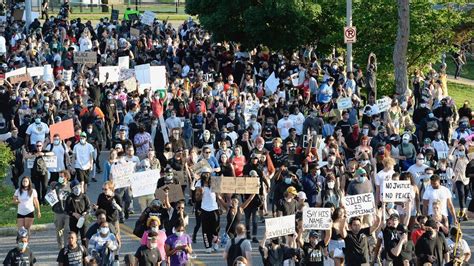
[{"xmin": 411, "ymin": 215, "xmax": 428, "ymax": 245}]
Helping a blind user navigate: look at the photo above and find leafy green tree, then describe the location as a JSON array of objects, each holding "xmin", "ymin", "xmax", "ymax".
[{"xmin": 0, "ymin": 142, "xmax": 14, "ymax": 180}]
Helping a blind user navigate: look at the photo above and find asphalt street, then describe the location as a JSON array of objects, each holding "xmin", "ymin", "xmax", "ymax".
[{"xmin": 0, "ymin": 151, "xmax": 473, "ymax": 265}]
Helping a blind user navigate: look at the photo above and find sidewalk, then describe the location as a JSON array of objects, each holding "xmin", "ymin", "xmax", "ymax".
[{"xmin": 447, "ymin": 75, "xmax": 474, "ymax": 86}]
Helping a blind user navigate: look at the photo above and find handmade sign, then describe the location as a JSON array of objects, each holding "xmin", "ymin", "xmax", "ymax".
[
  {"xmin": 376, "ymin": 97, "xmax": 392, "ymax": 113},
  {"xmin": 9, "ymin": 73, "xmax": 31, "ymax": 84},
  {"xmin": 110, "ymin": 162, "xmax": 136, "ymax": 189},
  {"xmin": 45, "ymin": 189, "xmax": 59, "ymax": 206},
  {"xmin": 155, "ymin": 184, "xmax": 185, "ymax": 203},
  {"xmin": 130, "ymin": 27, "xmax": 140, "ymax": 38},
  {"xmin": 264, "ymin": 72, "xmax": 279, "ymax": 94},
  {"xmin": 74, "ymin": 52, "xmax": 97, "ymax": 64},
  {"xmin": 382, "ymin": 180, "xmax": 412, "ymax": 202},
  {"xmin": 141, "ymin": 11, "xmax": 155, "ymax": 26},
  {"xmin": 130, "ymin": 170, "xmax": 161, "ymax": 197},
  {"xmin": 27, "ymin": 156, "xmax": 57, "ymax": 169},
  {"xmin": 99, "ymin": 66, "xmax": 120, "ymax": 83},
  {"xmin": 265, "ymin": 215, "xmax": 296, "ymax": 238},
  {"xmin": 27, "ymin": 67, "xmax": 44, "ymax": 77},
  {"xmin": 118, "ymin": 56, "xmax": 130, "ymax": 69},
  {"xmin": 302, "ymin": 208, "xmax": 332, "ymax": 230},
  {"xmin": 111, "ymin": 9, "xmax": 119, "ymax": 21},
  {"xmin": 211, "ymin": 176, "xmax": 260, "ymax": 194},
  {"xmin": 344, "ymin": 193, "xmax": 375, "ymax": 218},
  {"xmin": 337, "ymin": 97, "xmax": 352, "ymax": 110},
  {"xmin": 49, "ymin": 119, "xmax": 74, "ymax": 142},
  {"xmin": 5, "ymin": 67, "xmax": 26, "ymax": 79}
]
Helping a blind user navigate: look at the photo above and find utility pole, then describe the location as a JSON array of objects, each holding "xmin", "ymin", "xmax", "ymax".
[
  {"xmin": 346, "ymin": 0, "xmax": 352, "ymax": 73},
  {"xmin": 25, "ymin": 0, "xmax": 32, "ymax": 31}
]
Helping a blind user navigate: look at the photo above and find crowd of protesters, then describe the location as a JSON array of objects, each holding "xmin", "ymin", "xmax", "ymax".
[{"xmin": 1, "ymin": 1, "xmax": 474, "ymax": 265}]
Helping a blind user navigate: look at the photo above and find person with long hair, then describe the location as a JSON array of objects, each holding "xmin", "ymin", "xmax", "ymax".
[
  {"xmin": 231, "ymin": 145, "xmax": 246, "ymax": 177},
  {"xmin": 13, "ymin": 176, "xmax": 41, "ymax": 231},
  {"xmin": 316, "ymin": 173, "xmax": 343, "ymax": 208},
  {"xmin": 102, "ymin": 149, "xmax": 119, "ymax": 182}
]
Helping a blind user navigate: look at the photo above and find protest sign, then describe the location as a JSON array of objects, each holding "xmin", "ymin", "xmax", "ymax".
[
  {"xmin": 155, "ymin": 184, "xmax": 185, "ymax": 203},
  {"xmin": 191, "ymin": 159, "xmax": 211, "ymax": 173},
  {"xmin": 9, "ymin": 73, "xmax": 31, "ymax": 84},
  {"xmin": 344, "ymin": 193, "xmax": 375, "ymax": 218},
  {"xmin": 99, "ymin": 66, "xmax": 120, "ymax": 83},
  {"xmin": 5, "ymin": 67, "xmax": 26, "ymax": 79},
  {"xmin": 13, "ymin": 9, "xmax": 23, "ymax": 21},
  {"xmin": 150, "ymin": 66, "xmax": 167, "ymax": 90},
  {"xmin": 118, "ymin": 68, "xmax": 135, "ymax": 81},
  {"xmin": 303, "ymin": 208, "xmax": 332, "ymax": 230},
  {"xmin": 110, "ymin": 162, "xmax": 136, "ymax": 189},
  {"xmin": 264, "ymin": 72, "xmax": 280, "ymax": 95},
  {"xmin": 123, "ymin": 77, "xmax": 137, "ymax": 92},
  {"xmin": 111, "ymin": 9, "xmax": 119, "ymax": 21},
  {"xmin": 130, "ymin": 27, "xmax": 140, "ymax": 38},
  {"xmin": 0, "ymin": 36, "xmax": 5, "ymax": 54},
  {"xmin": 265, "ymin": 215, "xmax": 295, "ymax": 238},
  {"xmin": 49, "ymin": 119, "xmax": 74, "ymax": 142},
  {"xmin": 118, "ymin": 56, "xmax": 130, "ymax": 69},
  {"xmin": 63, "ymin": 70, "xmax": 73, "ymax": 84},
  {"xmin": 43, "ymin": 65, "xmax": 54, "ymax": 82},
  {"xmin": 376, "ymin": 97, "xmax": 392, "ymax": 113},
  {"xmin": 337, "ymin": 97, "xmax": 352, "ymax": 110},
  {"xmin": 382, "ymin": 180, "xmax": 412, "ymax": 202},
  {"xmin": 211, "ymin": 176, "xmax": 260, "ymax": 194},
  {"xmin": 141, "ymin": 11, "xmax": 155, "ymax": 26},
  {"xmin": 45, "ymin": 190, "xmax": 59, "ymax": 206},
  {"xmin": 291, "ymin": 73, "xmax": 299, "ymax": 87},
  {"xmin": 130, "ymin": 170, "xmax": 161, "ymax": 197},
  {"xmin": 27, "ymin": 67, "xmax": 44, "ymax": 77},
  {"xmin": 74, "ymin": 52, "xmax": 97, "ymax": 64},
  {"xmin": 22, "ymin": 11, "xmax": 39, "ymax": 21},
  {"xmin": 27, "ymin": 156, "xmax": 57, "ymax": 169},
  {"xmin": 135, "ymin": 64, "xmax": 151, "ymax": 89}
]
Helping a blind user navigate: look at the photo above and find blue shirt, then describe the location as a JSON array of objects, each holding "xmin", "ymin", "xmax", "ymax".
[{"xmin": 300, "ymin": 174, "xmax": 320, "ymax": 207}]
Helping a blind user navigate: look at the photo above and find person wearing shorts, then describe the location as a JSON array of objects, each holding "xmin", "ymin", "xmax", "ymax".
[
  {"xmin": 73, "ymin": 132, "xmax": 95, "ymax": 193},
  {"xmin": 14, "ymin": 176, "xmax": 41, "ymax": 231}
]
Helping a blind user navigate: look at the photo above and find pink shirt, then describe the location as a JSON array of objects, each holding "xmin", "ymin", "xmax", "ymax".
[{"xmin": 141, "ymin": 229, "xmax": 167, "ymax": 261}]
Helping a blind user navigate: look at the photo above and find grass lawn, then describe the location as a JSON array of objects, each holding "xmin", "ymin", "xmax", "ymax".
[
  {"xmin": 0, "ymin": 184, "xmax": 55, "ymax": 227},
  {"xmin": 447, "ymin": 81, "xmax": 474, "ymax": 108},
  {"xmin": 440, "ymin": 58, "xmax": 474, "ymax": 80}
]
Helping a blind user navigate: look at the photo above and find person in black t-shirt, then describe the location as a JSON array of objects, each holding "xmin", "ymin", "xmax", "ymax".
[
  {"xmin": 134, "ymin": 231, "xmax": 162, "ymax": 266},
  {"xmin": 382, "ymin": 212, "xmax": 412, "ymax": 266},
  {"xmin": 3, "ymin": 230, "xmax": 37, "ymax": 265},
  {"xmin": 277, "ymin": 186, "xmax": 298, "ymax": 216},
  {"xmin": 342, "ymin": 213, "xmax": 382, "ymax": 266},
  {"xmin": 301, "ymin": 230, "xmax": 332, "ymax": 266},
  {"xmin": 57, "ymin": 231, "xmax": 88, "ymax": 266}
]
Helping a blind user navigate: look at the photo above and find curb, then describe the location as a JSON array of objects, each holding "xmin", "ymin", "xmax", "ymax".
[{"xmin": 0, "ymin": 223, "xmax": 55, "ymax": 237}]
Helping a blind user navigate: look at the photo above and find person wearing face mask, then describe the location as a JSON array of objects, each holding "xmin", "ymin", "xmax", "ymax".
[
  {"xmin": 165, "ymin": 110, "xmax": 183, "ymax": 136},
  {"xmin": 433, "ymin": 97, "xmax": 454, "ymax": 141},
  {"xmin": 301, "ymin": 165, "xmax": 323, "ymax": 207},
  {"xmin": 316, "ymin": 173, "xmax": 342, "ymax": 208},
  {"xmin": 346, "ymin": 168, "xmax": 373, "ymax": 196},
  {"xmin": 419, "ymin": 112, "xmax": 440, "ymax": 142},
  {"xmin": 369, "ymin": 125, "xmax": 387, "ymax": 151},
  {"xmin": 272, "ymin": 165, "xmax": 302, "ymax": 216},
  {"xmin": 399, "ymin": 134, "xmax": 417, "ymax": 171},
  {"xmin": 6, "ymin": 128, "xmax": 25, "ymax": 190},
  {"xmin": 49, "ymin": 170, "xmax": 72, "ymax": 249},
  {"xmin": 165, "ymin": 221, "xmax": 193, "ymax": 265},
  {"xmin": 25, "ymin": 114, "xmax": 49, "ymax": 152},
  {"xmin": 414, "ymin": 219, "xmax": 449, "ymax": 266},
  {"xmin": 277, "ymin": 110, "xmax": 294, "ymax": 140},
  {"xmin": 300, "ymin": 229, "xmax": 332, "ymax": 266},
  {"xmin": 277, "ymin": 186, "xmax": 298, "ymax": 217},
  {"xmin": 431, "ymin": 131, "xmax": 449, "ymax": 158},
  {"xmin": 65, "ymin": 179, "xmax": 91, "ymax": 247},
  {"xmin": 407, "ymin": 153, "xmax": 429, "ymax": 189},
  {"xmin": 85, "ymin": 209, "xmax": 117, "ymax": 247},
  {"xmin": 259, "ymin": 233, "xmax": 301, "ymax": 266},
  {"xmin": 412, "ymin": 101, "xmax": 431, "ymax": 128},
  {"xmin": 3, "ymin": 229, "xmax": 37, "ymax": 265},
  {"xmin": 72, "ymin": 132, "xmax": 95, "ymax": 193},
  {"xmin": 449, "ymin": 142, "xmax": 470, "ymax": 220},
  {"xmin": 57, "ymin": 231, "xmax": 89, "ymax": 266},
  {"xmin": 45, "ymin": 134, "xmax": 70, "ymax": 184},
  {"xmin": 135, "ymin": 230, "xmax": 163, "ymax": 266},
  {"xmin": 88, "ymin": 221, "xmax": 119, "ymax": 265},
  {"xmin": 139, "ymin": 216, "xmax": 167, "ymax": 261}
]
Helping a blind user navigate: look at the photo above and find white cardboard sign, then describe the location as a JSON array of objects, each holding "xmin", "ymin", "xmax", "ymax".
[
  {"xmin": 110, "ymin": 162, "xmax": 136, "ymax": 189},
  {"xmin": 141, "ymin": 11, "xmax": 155, "ymax": 26},
  {"xmin": 99, "ymin": 66, "xmax": 120, "ymax": 83},
  {"xmin": 344, "ymin": 193, "xmax": 375, "ymax": 218},
  {"xmin": 376, "ymin": 97, "xmax": 392, "ymax": 113},
  {"xmin": 265, "ymin": 215, "xmax": 295, "ymax": 238},
  {"xmin": 382, "ymin": 180, "xmax": 412, "ymax": 202},
  {"xmin": 337, "ymin": 97, "xmax": 352, "ymax": 110},
  {"xmin": 303, "ymin": 208, "xmax": 332, "ymax": 230},
  {"xmin": 45, "ymin": 189, "xmax": 59, "ymax": 206},
  {"xmin": 264, "ymin": 72, "xmax": 279, "ymax": 95},
  {"xmin": 130, "ymin": 170, "xmax": 161, "ymax": 197},
  {"xmin": 118, "ymin": 56, "xmax": 129, "ymax": 69}
]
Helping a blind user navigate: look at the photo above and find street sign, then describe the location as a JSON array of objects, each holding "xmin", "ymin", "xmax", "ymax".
[{"xmin": 344, "ymin": 26, "xmax": 357, "ymax": 43}]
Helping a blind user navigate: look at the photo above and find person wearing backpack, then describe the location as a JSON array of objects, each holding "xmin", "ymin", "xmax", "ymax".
[
  {"xmin": 29, "ymin": 140, "xmax": 52, "ymax": 205},
  {"xmin": 223, "ymin": 223, "xmax": 252, "ymax": 266},
  {"xmin": 57, "ymin": 231, "xmax": 89, "ymax": 265}
]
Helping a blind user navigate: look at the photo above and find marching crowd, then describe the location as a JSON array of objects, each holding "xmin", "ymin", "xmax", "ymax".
[{"xmin": 1, "ymin": 1, "xmax": 474, "ymax": 265}]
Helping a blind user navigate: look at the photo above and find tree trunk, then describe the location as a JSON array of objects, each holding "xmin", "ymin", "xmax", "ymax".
[{"xmin": 393, "ymin": 0, "xmax": 410, "ymax": 98}]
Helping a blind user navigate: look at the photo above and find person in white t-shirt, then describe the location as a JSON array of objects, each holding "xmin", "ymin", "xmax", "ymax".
[
  {"xmin": 375, "ymin": 157, "xmax": 396, "ymax": 205},
  {"xmin": 277, "ymin": 110, "xmax": 294, "ymax": 140},
  {"xmin": 289, "ymin": 107, "xmax": 305, "ymax": 136},
  {"xmin": 446, "ymin": 227, "xmax": 471, "ymax": 265},
  {"xmin": 13, "ymin": 176, "xmax": 41, "ymax": 231},
  {"xmin": 73, "ymin": 132, "xmax": 95, "ymax": 193},
  {"xmin": 25, "ymin": 116, "xmax": 49, "ymax": 151},
  {"xmin": 422, "ymin": 174, "xmax": 457, "ymax": 224},
  {"xmin": 407, "ymin": 153, "xmax": 428, "ymax": 187}
]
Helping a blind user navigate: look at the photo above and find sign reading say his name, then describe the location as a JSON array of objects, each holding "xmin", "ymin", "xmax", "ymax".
[
  {"xmin": 110, "ymin": 162, "xmax": 136, "ymax": 188},
  {"xmin": 344, "ymin": 193, "xmax": 375, "ymax": 218},
  {"xmin": 383, "ymin": 180, "xmax": 412, "ymax": 202},
  {"xmin": 265, "ymin": 215, "xmax": 295, "ymax": 238},
  {"xmin": 74, "ymin": 52, "xmax": 97, "ymax": 64},
  {"xmin": 303, "ymin": 208, "xmax": 332, "ymax": 230}
]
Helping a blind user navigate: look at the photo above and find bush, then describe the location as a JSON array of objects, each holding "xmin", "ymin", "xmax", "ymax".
[{"xmin": 0, "ymin": 142, "xmax": 14, "ymax": 180}]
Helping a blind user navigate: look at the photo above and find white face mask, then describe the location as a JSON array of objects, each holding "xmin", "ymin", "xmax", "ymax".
[
  {"xmin": 327, "ymin": 181, "xmax": 335, "ymax": 189},
  {"xmin": 80, "ymin": 138, "xmax": 87, "ymax": 144},
  {"xmin": 53, "ymin": 139, "xmax": 60, "ymax": 145},
  {"xmin": 151, "ymin": 226, "xmax": 159, "ymax": 232},
  {"xmin": 73, "ymin": 186, "xmax": 81, "ymax": 196},
  {"xmin": 175, "ymin": 231, "xmax": 184, "ymax": 237},
  {"xmin": 100, "ymin": 227, "xmax": 109, "ymax": 235},
  {"xmin": 149, "ymin": 243, "xmax": 158, "ymax": 249}
]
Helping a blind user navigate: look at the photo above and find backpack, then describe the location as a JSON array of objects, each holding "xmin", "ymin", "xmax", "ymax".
[
  {"xmin": 226, "ymin": 238, "xmax": 246, "ymax": 266},
  {"xmin": 32, "ymin": 156, "xmax": 48, "ymax": 177}
]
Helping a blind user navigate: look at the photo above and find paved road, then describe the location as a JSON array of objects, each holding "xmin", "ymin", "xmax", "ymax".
[{"xmin": 1, "ymin": 151, "xmax": 473, "ymax": 265}]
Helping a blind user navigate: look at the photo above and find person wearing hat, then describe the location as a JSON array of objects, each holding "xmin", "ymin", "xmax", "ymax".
[
  {"xmin": 3, "ymin": 228, "xmax": 36, "ymax": 265},
  {"xmin": 277, "ymin": 186, "xmax": 298, "ymax": 217},
  {"xmin": 65, "ymin": 179, "xmax": 91, "ymax": 247},
  {"xmin": 347, "ymin": 168, "xmax": 373, "ymax": 196},
  {"xmin": 72, "ymin": 132, "xmax": 95, "ymax": 193},
  {"xmin": 301, "ymin": 229, "xmax": 332, "ymax": 265},
  {"xmin": 381, "ymin": 208, "xmax": 411, "ymax": 266},
  {"xmin": 414, "ymin": 218, "xmax": 449, "ymax": 266}
]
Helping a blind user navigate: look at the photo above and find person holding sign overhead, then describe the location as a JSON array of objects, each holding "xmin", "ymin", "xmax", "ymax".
[{"xmin": 300, "ymin": 230, "xmax": 332, "ymax": 266}]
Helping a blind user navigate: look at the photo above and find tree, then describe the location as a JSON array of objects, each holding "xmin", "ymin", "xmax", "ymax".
[
  {"xmin": 0, "ymin": 142, "xmax": 14, "ymax": 180},
  {"xmin": 185, "ymin": 0, "xmax": 321, "ymax": 52},
  {"xmin": 393, "ymin": 0, "xmax": 410, "ymax": 97}
]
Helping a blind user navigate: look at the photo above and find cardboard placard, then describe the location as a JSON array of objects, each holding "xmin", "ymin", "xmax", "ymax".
[
  {"xmin": 141, "ymin": 10, "xmax": 155, "ymax": 26},
  {"xmin": 119, "ymin": 68, "xmax": 135, "ymax": 82},
  {"xmin": 43, "ymin": 65, "xmax": 54, "ymax": 82},
  {"xmin": 27, "ymin": 156, "xmax": 57, "ymax": 169},
  {"xmin": 9, "ymin": 73, "xmax": 31, "ymax": 84},
  {"xmin": 155, "ymin": 184, "xmax": 185, "ymax": 203},
  {"xmin": 376, "ymin": 97, "xmax": 392, "ymax": 113},
  {"xmin": 5, "ymin": 67, "xmax": 26, "ymax": 79},
  {"xmin": 0, "ymin": 36, "xmax": 6, "ymax": 54},
  {"xmin": 290, "ymin": 73, "xmax": 299, "ymax": 87},
  {"xmin": 382, "ymin": 180, "xmax": 412, "ymax": 202},
  {"xmin": 130, "ymin": 170, "xmax": 161, "ymax": 197},
  {"xmin": 99, "ymin": 66, "xmax": 120, "ymax": 83},
  {"xmin": 337, "ymin": 97, "xmax": 352, "ymax": 110},
  {"xmin": 111, "ymin": 9, "xmax": 119, "ymax": 21},
  {"xmin": 118, "ymin": 56, "xmax": 130, "ymax": 69},
  {"xmin": 344, "ymin": 193, "xmax": 375, "ymax": 218},
  {"xmin": 150, "ymin": 66, "xmax": 167, "ymax": 90},
  {"xmin": 27, "ymin": 67, "xmax": 44, "ymax": 77},
  {"xmin": 211, "ymin": 176, "xmax": 260, "ymax": 194},
  {"xmin": 264, "ymin": 72, "xmax": 279, "ymax": 94},
  {"xmin": 130, "ymin": 27, "xmax": 140, "ymax": 38},
  {"xmin": 265, "ymin": 215, "xmax": 295, "ymax": 238},
  {"xmin": 74, "ymin": 51, "xmax": 97, "ymax": 64},
  {"xmin": 22, "ymin": 11, "xmax": 39, "ymax": 21},
  {"xmin": 123, "ymin": 77, "xmax": 137, "ymax": 92},
  {"xmin": 302, "ymin": 208, "xmax": 332, "ymax": 230},
  {"xmin": 13, "ymin": 9, "xmax": 24, "ymax": 21},
  {"xmin": 49, "ymin": 119, "xmax": 75, "ymax": 142},
  {"xmin": 45, "ymin": 189, "xmax": 59, "ymax": 206},
  {"xmin": 110, "ymin": 162, "xmax": 136, "ymax": 188}
]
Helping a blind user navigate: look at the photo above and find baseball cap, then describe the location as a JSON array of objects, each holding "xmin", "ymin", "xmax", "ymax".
[
  {"xmin": 249, "ymin": 170, "xmax": 259, "ymax": 177},
  {"xmin": 70, "ymin": 179, "xmax": 80, "ymax": 188},
  {"xmin": 286, "ymin": 186, "xmax": 297, "ymax": 196},
  {"xmin": 389, "ymin": 213, "xmax": 400, "ymax": 221},
  {"xmin": 80, "ymin": 132, "xmax": 87, "ymax": 138},
  {"xmin": 226, "ymin": 122, "xmax": 234, "ymax": 129},
  {"xmin": 114, "ymin": 143, "xmax": 123, "ymax": 150},
  {"xmin": 297, "ymin": 191, "xmax": 307, "ymax": 200},
  {"xmin": 355, "ymin": 168, "xmax": 367, "ymax": 176}
]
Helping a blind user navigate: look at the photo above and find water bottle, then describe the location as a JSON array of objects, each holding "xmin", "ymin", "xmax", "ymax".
[{"xmin": 77, "ymin": 216, "xmax": 85, "ymax": 228}]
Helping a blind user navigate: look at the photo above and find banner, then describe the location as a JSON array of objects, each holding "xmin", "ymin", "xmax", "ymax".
[
  {"xmin": 155, "ymin": 184, "xmax": 185, "ymax": 203},
  {"xmin": 337, "ymin": 97, "xmax": 352, "ymax": 110},
  {"xmin": 27, "ymin": 156, "xmax": 57, "ymax": 169},
  {"xmin": 5, "ymin": 67, "xmax": 26, "ymax": 79},
  {"xmin": 99, "ymin": 66, "xmax": 120, "ymax": 83},
  {"xmin": 74, "ymin": 52, "xmax": 97, "ymax": 64},
  {"xmin": 344, "ymin": 193, "xmax": 375, "ymax": 218},
  {"xmin": 265, "ymin": 215, "xmax": 295, "ymax": 238},
  {"xmin": 130, "ymin": 170, "xmax": 161, "ymax": 197},
  {"xmin": 141, "ymin": 11, "xmax": 155, "ymax": 26},
  {"xmin": 110, "ymin": 162, "xmax": 136, "ymax": 189},
  {"xmin": 302, "ymin": 208, "xmax": 332, "ymax": 230},
  {"xmin": 382, "ymin": 180, "xmax": 412, "ymax": 202},
  {"xmin": 49, "ymin": 119, "xmax": 74, "ymax": 142},
  {"xmin": 211, "ymin": 176, "xmax": 260, "ymax": 194}
]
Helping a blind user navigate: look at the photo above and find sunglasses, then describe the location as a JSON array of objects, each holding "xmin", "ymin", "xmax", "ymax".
[{"xmin": 205, "ymin": 151, "xmax": 211, "ymax": 154}]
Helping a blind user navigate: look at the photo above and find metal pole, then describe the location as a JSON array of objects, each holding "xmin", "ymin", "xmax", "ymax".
[
  {"xmin": 25, "ymin": 0, "xmax": 32, "ymax": 31},
  {"xmin": 346, "ymin": 0, "xmax": 352, "ymax": 73}
]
